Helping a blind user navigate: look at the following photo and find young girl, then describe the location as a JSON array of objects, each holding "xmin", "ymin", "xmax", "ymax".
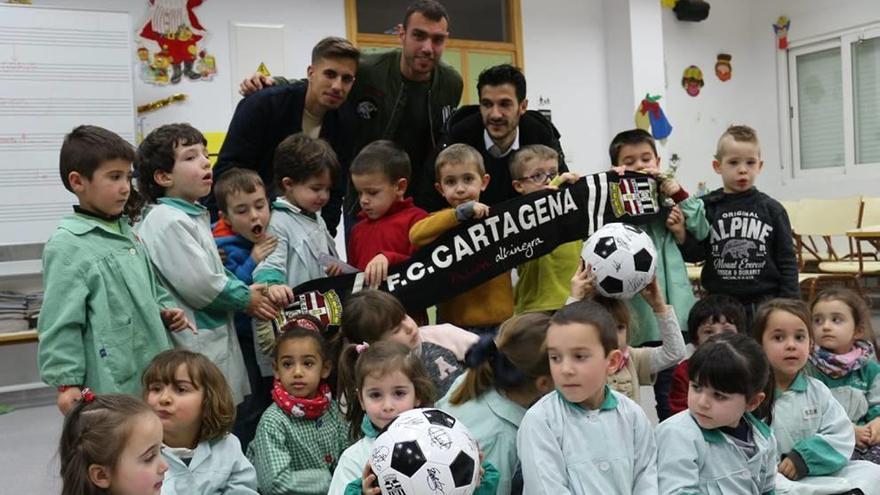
[
  {"xmin": 668, "ymin": 294, "xmax": 746, "ymax": 415},
  {"xmin": 247, "ymin": 319, "xmax": 348, "ymax": 495},
  {"xmin": 569, "ymin": 263, "xmax": 686, "ymax": 404},
  {"xmin": 136, "ymin": 123, "xmax": 277, "ymax": 405},
  {"xmin": 656, "ymin": 332, "xmax": 777, "ymax": 494},
  {"xmin": 143, "ymin": 349, "xmax": 258, "ymax": 494},
  {"xmin": 60, "ymin": 392, "xmax": 168, "ymax": 495},
  {"xmin": 809, "ymin": 288, "xmax": 880, "ymax": 464},
  {"xmin": 755, "ymin": 298, "xmax": 880, "ymax": 492},
  {"xmin": 437, "ymin": 313, "xmax": 555, "ymax": 494},
  {"xmin": 328, "ymin": 340, "xmax": 436, "ymax": 494},
  {"xmin": 337, "ymin": 289, "xmax": 479, "ymax": 397}
]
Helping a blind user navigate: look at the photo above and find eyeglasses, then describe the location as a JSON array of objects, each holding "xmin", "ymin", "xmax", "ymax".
[{"xmin": 517, "ymin": 171, "xmax": 558, "ymax": 184}]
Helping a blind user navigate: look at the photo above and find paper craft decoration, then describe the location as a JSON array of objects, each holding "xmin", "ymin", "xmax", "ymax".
[
  {"xmin": 635, "ymin": 94, "xmax": 673, "ymax": 140},
  {"xmin": 682, "ymin": 65, "xmax": 704, "ymax": 97},
  {"xmin": 661, "ymin": 0, "xmax": 677, "ymax": 8},
  {"xmin": 137, "ymin": 93, "xmax": 187, "ymax": 114},
  {"xmin": 137, "ymin": 0, "xmax": 217, "ymax": 85},
  {"xmin": 773, "ymin": 16, "xmax": 790, "ymax": 50},
  {"xmin": 715, "ymin": 53, "xmax": 732, "ymax": 81},
  {"xmin": 257, "ymin": 62, "xmax": 271, "ymax": 77}
]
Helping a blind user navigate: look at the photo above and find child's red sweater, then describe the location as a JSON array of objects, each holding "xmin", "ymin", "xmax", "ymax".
[{"xmin": 347, "ymin": 198, "xmax": 428, "ymax": 270}]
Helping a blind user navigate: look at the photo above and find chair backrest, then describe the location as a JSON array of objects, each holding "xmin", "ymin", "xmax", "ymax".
[
  {"xmin": 780, "ymin": 200, "xmax": 800, "ymax": 233},
  {"xmin": 794, "ymin": 196, "xmax": 862, "ymax": 236},
  {"xmin": 860, "ymin": 197, "xmax": 880, "ymax": 228}
]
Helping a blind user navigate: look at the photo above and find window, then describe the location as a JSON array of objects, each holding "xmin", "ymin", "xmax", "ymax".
[{"xmin": 787, "ymin": 27, "xmax": 880, "ymax": 176}]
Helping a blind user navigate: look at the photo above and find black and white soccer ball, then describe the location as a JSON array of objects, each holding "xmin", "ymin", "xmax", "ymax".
[
  {"xmin": 371, "ymin": 408, "xmax": 480, "ymax": 495},
  {"xmin": 582, "ymin": 223, "xmax": 657, "ymax": 299}
]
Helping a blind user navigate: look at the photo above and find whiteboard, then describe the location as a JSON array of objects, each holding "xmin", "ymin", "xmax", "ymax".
[{"xmin": 0, "ymin": 4, "xmax": 135, "ymax": 247}]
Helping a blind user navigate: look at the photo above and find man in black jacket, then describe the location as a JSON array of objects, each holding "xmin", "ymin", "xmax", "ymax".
[
  {"xmin": 209, "ymin": 37, "xmax": 359, "ymax": 235},
  {"xmin": 442, "ymin": 64, "xmax": 568, "ymax": 208}
]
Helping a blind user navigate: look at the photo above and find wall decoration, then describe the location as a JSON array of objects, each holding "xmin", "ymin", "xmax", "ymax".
[
  {"xmin": 773, "ymin": 16, "xmax": 790, "ymax": 50},
  {"xmin": 137, "ymin": 93, "xmax": 187, "ymax": 114},
  {"xmin": 256, "ymin": 61, "xmax": 271, "ymax": 78},
  {"xmin": 661, "ymin": 0, "xmax": 677, "ymax": 8},
  {"xmin": 635, "ymin": 94, "xmax": 673, "ymax": 140},
  {"xmin": 715, "ymin": 53, "xmax": 732, "ymax": 81},
  {"xmin": 681, "ymin": 65, "xmax": 704, "ymax": 97},
  {"xmin": 136, "ymin": 0, "xmax": 216, "ymax": 85}
]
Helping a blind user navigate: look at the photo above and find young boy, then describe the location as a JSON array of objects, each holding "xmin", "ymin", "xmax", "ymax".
[
  {"xmin": 211, "ymin": 167, "xmax": 276, "ymax": 450},
  {"xmin": 517, "ymin": 300, "xmax": 658, "ymax": 493},
  {"xmin": 38, "ymin": 125, "xmax": 189, "ymax": 415},
  {"xmin": 509, "ymin": 144, "xmax": 581, "ymax": 314},
  {"xmin": 347, "ymin": 139, "xmax": 428, "ymax": 288},
  {"xmin": 136, "ymin": 123, "xmax": 276, "ymax": 405},
  {"xmin": 410, "ymin": 143, "xmax": 513, "ymax": 334},
  {"xmin": 674, "ymin": 125, "xmax": 799, "ymax": 324}
]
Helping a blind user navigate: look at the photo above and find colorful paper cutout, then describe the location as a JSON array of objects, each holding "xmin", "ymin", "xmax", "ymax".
[
  {"xmin": 715, "ymin": 53, "xmax": 732, "ymax": 81},
  {"xmin": 136, "ymin": 0, "xmax": 216, "ymax": 85},
  {"xmin": 681, "ymin": 65, "xmax": 704, "ymax": 97},
  {"xmin": 773, "ymin": 16, "xmax": 790, "ymax": 50},
  {"xmin": 635, "ymin": 94, "xmax": 673, "ymax": 140}
]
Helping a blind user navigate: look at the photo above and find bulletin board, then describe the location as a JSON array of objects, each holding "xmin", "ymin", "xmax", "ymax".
[{"xmin": 0, "ymin": 4, "xmax": 136, "ymax": 247}]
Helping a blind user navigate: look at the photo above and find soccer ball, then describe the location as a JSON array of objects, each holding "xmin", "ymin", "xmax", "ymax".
[
  {"xmin": 371, "ymin": 408, "xmax": 480, "ymax": 495},
  {"xmin": 582, "ymin": 222, "xmax": 657, "ymax": 299}
]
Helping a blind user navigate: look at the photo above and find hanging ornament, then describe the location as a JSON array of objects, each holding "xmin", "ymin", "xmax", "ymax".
[
  {"xmin": 635, "ymin": 94, "xmax": 673, "ymax": 140},
  {"xmin": 256, "ymin": 62, "xmax": 272, "ymax": 78},
  {"xmin": 681, "ymin": 65, "xmax": 704, "ymax": 97},
  {"xmin": 137, "ymin": 93, "xmax": 188, "ymax": 114},
  {"xmin": 773, "ymin": 16, "xmax": 790, "ymax": 50},
  {"xmin": 715, "ymin": 53, "xmax": 732, "ymax": 81}
]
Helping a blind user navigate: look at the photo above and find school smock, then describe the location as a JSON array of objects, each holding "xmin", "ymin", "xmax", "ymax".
[
  {"xmin": 137, "ymin": 199, "xmax": 250, "ymax": 403},
  {"xmin": 160, "ymin": 434, "xmax": 258, "ymax": 495},
  {"xmin": 328, "ymin": 436, "xmax": 373, "ymax": 495},
  {"xmin": 656, "ymin": 410, "xmax": 777, "ymax": 495},
  {"xmin": 808, "ymin": 360, "xmax": 880, "ymax": 426},
  {"xmin": 626, "ymin": 195, "xmax": 707, "ymax": 345},
  {"xmin": 37, "ymin": 213, "xmax": 174, "ymax": 394},
  {"xmin": 516, "ymin": 387, "xmax": 658, "ymax": 494},
  {"xmin": 410, "ymin": 208, "xmax": 514, "ymax": 327},
  {"xmin": 514, "ymin": 240, "xmax": 583, "ymax": 314},
  {"xmin": 253, "ymin": 198, "xmax": 337, "ymax": 288},
  {"xmin": 247, "ymin": 402, "xmax": 348, "ymax": 495},
  {"xmin": 772, "ymin": 372, "xmax": 880, "ymax": 493},
  {"xmin": 437, "ymin": 373, "xmax": 527, "ymax": 494}
]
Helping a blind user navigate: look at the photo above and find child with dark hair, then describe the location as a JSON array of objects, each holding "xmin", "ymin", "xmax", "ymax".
[
  {"xmin": 143, "ymin": 350, "xmax": 258, "ymax": 494},
  {"xmin": 39, "ymin": 125, "xmax": 189, "ymax": 414},
  {"xmin": 657, "ymin": 332, "xmax": 776, "ymax": 493},
  {"xmin": 668, "ymin": 294, "xmax": 746, "ymax": 415},
  {"xmin": 136, "ymin": 123, "xmax": 276, "ymax": 405},
  {"xmin": 247, "ymin": 319, "xmax": 347, "ymax": 495}
]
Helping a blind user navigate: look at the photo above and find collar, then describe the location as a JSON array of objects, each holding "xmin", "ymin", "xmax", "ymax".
[
  {"xmin": 211, "ymin": 217, "xmax": 236, "ymax": 237},
  {"xmin": 356, "ymin": 197, "xmax": 415, "ymax": 221},
  {"xmin": 558, "ymin": 385, "xmax": 618, "ymax": 411},
  {"xmin": 61, "ymin": 212, "xmax": 130, "ymax": 237},
  {"xmin": 361, "ymin": 415, "xmax": 382, "ymax": 439},
  {"xmin": 788, "ymin": 371, "xmax": 808, "ymax": 392},
  {"xmin": 487, "ymin": 389, "xmax": 527, "ymax": 427},
  {"xmin": 484, "ymin": 128, "xmax": 520, "ymax": 158},
  {"xmin": 157, "ymin": 197, "xmax": 206, "ymax": 216},
  {"xmin": 73, "ymin": 205, "xmax": 123, "ymax": 222},
  {"xmin": 272, "ymin": 197, "xmax": 316, "ymax": 219},
  {"xmin": 698, "ymin": 412, "xmax": 771, "ymax": 443}
]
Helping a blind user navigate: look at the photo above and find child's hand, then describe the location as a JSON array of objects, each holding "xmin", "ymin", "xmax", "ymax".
[
  {"xmin": 250, "ymin": 235, "xmax": 278, "ymax": 264},
  {"xmin": 239, "ymin": 72, "xmax": 275, "ymax": 96},
  {"xmin": 267, "ymin": 285, "xmax": 294, "ymax": 308},
  {"xmin": 570, "ymin": 259, "xmax": 595, "ymax": 301},
  {"xmin": 472, "ymin": 202, "xmax": 490, "ymax": 219},
  {"xmin": 660, "ymin": 178, "xmax": 682, "ymax": 198},
  {"xmin": 866, "ymin": 417, "xmax": 880, "ymax": 446},
  {"xmin": 361, "ymin": 462, "xmax": 381, "ymax": 495},
  {"xmin": 640, "ymin": 277, "xmax": 668, "ymax": 313},
  {"xmin": 778, "ymin": 457, "xmax": 799, "ymax": 480},
  {"xmin": 56, "ymin": 387, "xmax": 82, "ymax": 415},
  {"xmin": 325, "ymin": 263, "xmax": 344, "ymax": 277},
  {"xmin": 855, "ymin": 424, "xmax": 871, "ymax": 449},
  {"xmin": 218, "ymin": 247, "xmax": 228, "ymax": 264},
  {"xmin": 247, "ymin": 284, "xmax": 279, "ymax": 321},
  {"xmin": 161, "ymin": 308, "xmax": 197, "ymax": 334},
  {"xmin": 666, "ymin": 205, "xmax": 686, "ymax": 244},
  {"xmin": 364, "ymin": 254, "xmax": 389, "ymax": 288},
  {"xmin": 546, "ymin": 172, "xmax": 580, "ymax": 189}
]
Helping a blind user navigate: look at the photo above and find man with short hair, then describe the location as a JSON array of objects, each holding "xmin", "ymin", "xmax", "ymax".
[
  {"xmin": 210, "ymin": 36, "xmax": 360, "ymax": 235},
  {"xmin": 444, "ymin": 64, "xmax": 568, "ymax": 207}
]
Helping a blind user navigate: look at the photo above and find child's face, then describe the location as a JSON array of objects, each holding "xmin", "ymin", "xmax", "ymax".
[
  {"xmin": 615, "ymin": 143, "xmax": 660, "ymax": 173},
  {"xmin": 547, "ymin": 322, "xmax": 621, "ymax": 409},
  {"xmin": 94, "ymin": 412, "xmax": 167, "ymax": 495},
  {"xmin": 381, "ymin": 315, "xmax": 421, "ymax": 350},
  {"xmin": 282, "ymin": 170, "xmax": 332, "ymax": 215},
  {"xmin": 435, "ymin": 161, "xmax": 489, "ymax": 208},
  {"xmin": 145, "ymin": 364, "xmax": 204, "ymax": 447},
  {"xmin": 352, "ymin": 172, "xmax": 406, "ymax": 220},
  {"xmin": 694, "ymin": 316, "xmax": 738, "ymax": 347},
  {"xmin": 159, "ymin": 142, "xmax": 212, "ymax": 203},
  {"xmin": 221, "ymin": 187, "xmax": 270, "ymax": 243},
  {"xmin": 274, "ymin": 336, "xmax": 331, "ymax": 399},
  {"xmin": 358, "ymin": 370, "xmax": 420, "ymax": 430},
  {"xmin": 72, "ymin": 159, "xmax": 132, "ymax": 218},
  {"xmin": 811, "ymin": 299, "xmax": 860, "ymax": 355},
  {"xmin": 512, "ymin": 158, "xmax": 558, "ymax": 195},
  {"xmin": 761, "ymin": 310, "xmax": 811, "ymax": 385},
  {"xmin": 687, "ymin": 382, "xmax": 760, "ymax": 430},
  {"xmin": 712, "ymin": 139, "xmax": 763, "ymax": 194}
]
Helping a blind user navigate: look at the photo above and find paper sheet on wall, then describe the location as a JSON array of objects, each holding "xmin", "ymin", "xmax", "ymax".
[{"xmin": 0, "ymin": 5, "xmax": 135, "ymax": 247}]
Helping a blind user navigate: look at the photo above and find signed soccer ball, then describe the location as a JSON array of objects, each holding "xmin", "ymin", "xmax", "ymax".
[
  {"xmin": 582, "ymin": 222, "xmax": 657, "ymax": 299},
  {"xmin": 371, "ymin": 408, "xmax": 480, "ymax": 495}
]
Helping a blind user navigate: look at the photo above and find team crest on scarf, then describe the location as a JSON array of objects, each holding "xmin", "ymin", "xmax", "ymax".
[
  {"xmin": 273, "ymin": 289, "xmax": 342, "ymax": 331},
  {"xmin": 609, "ymin": 176, "xmax": 660, "ymax": 218}
]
